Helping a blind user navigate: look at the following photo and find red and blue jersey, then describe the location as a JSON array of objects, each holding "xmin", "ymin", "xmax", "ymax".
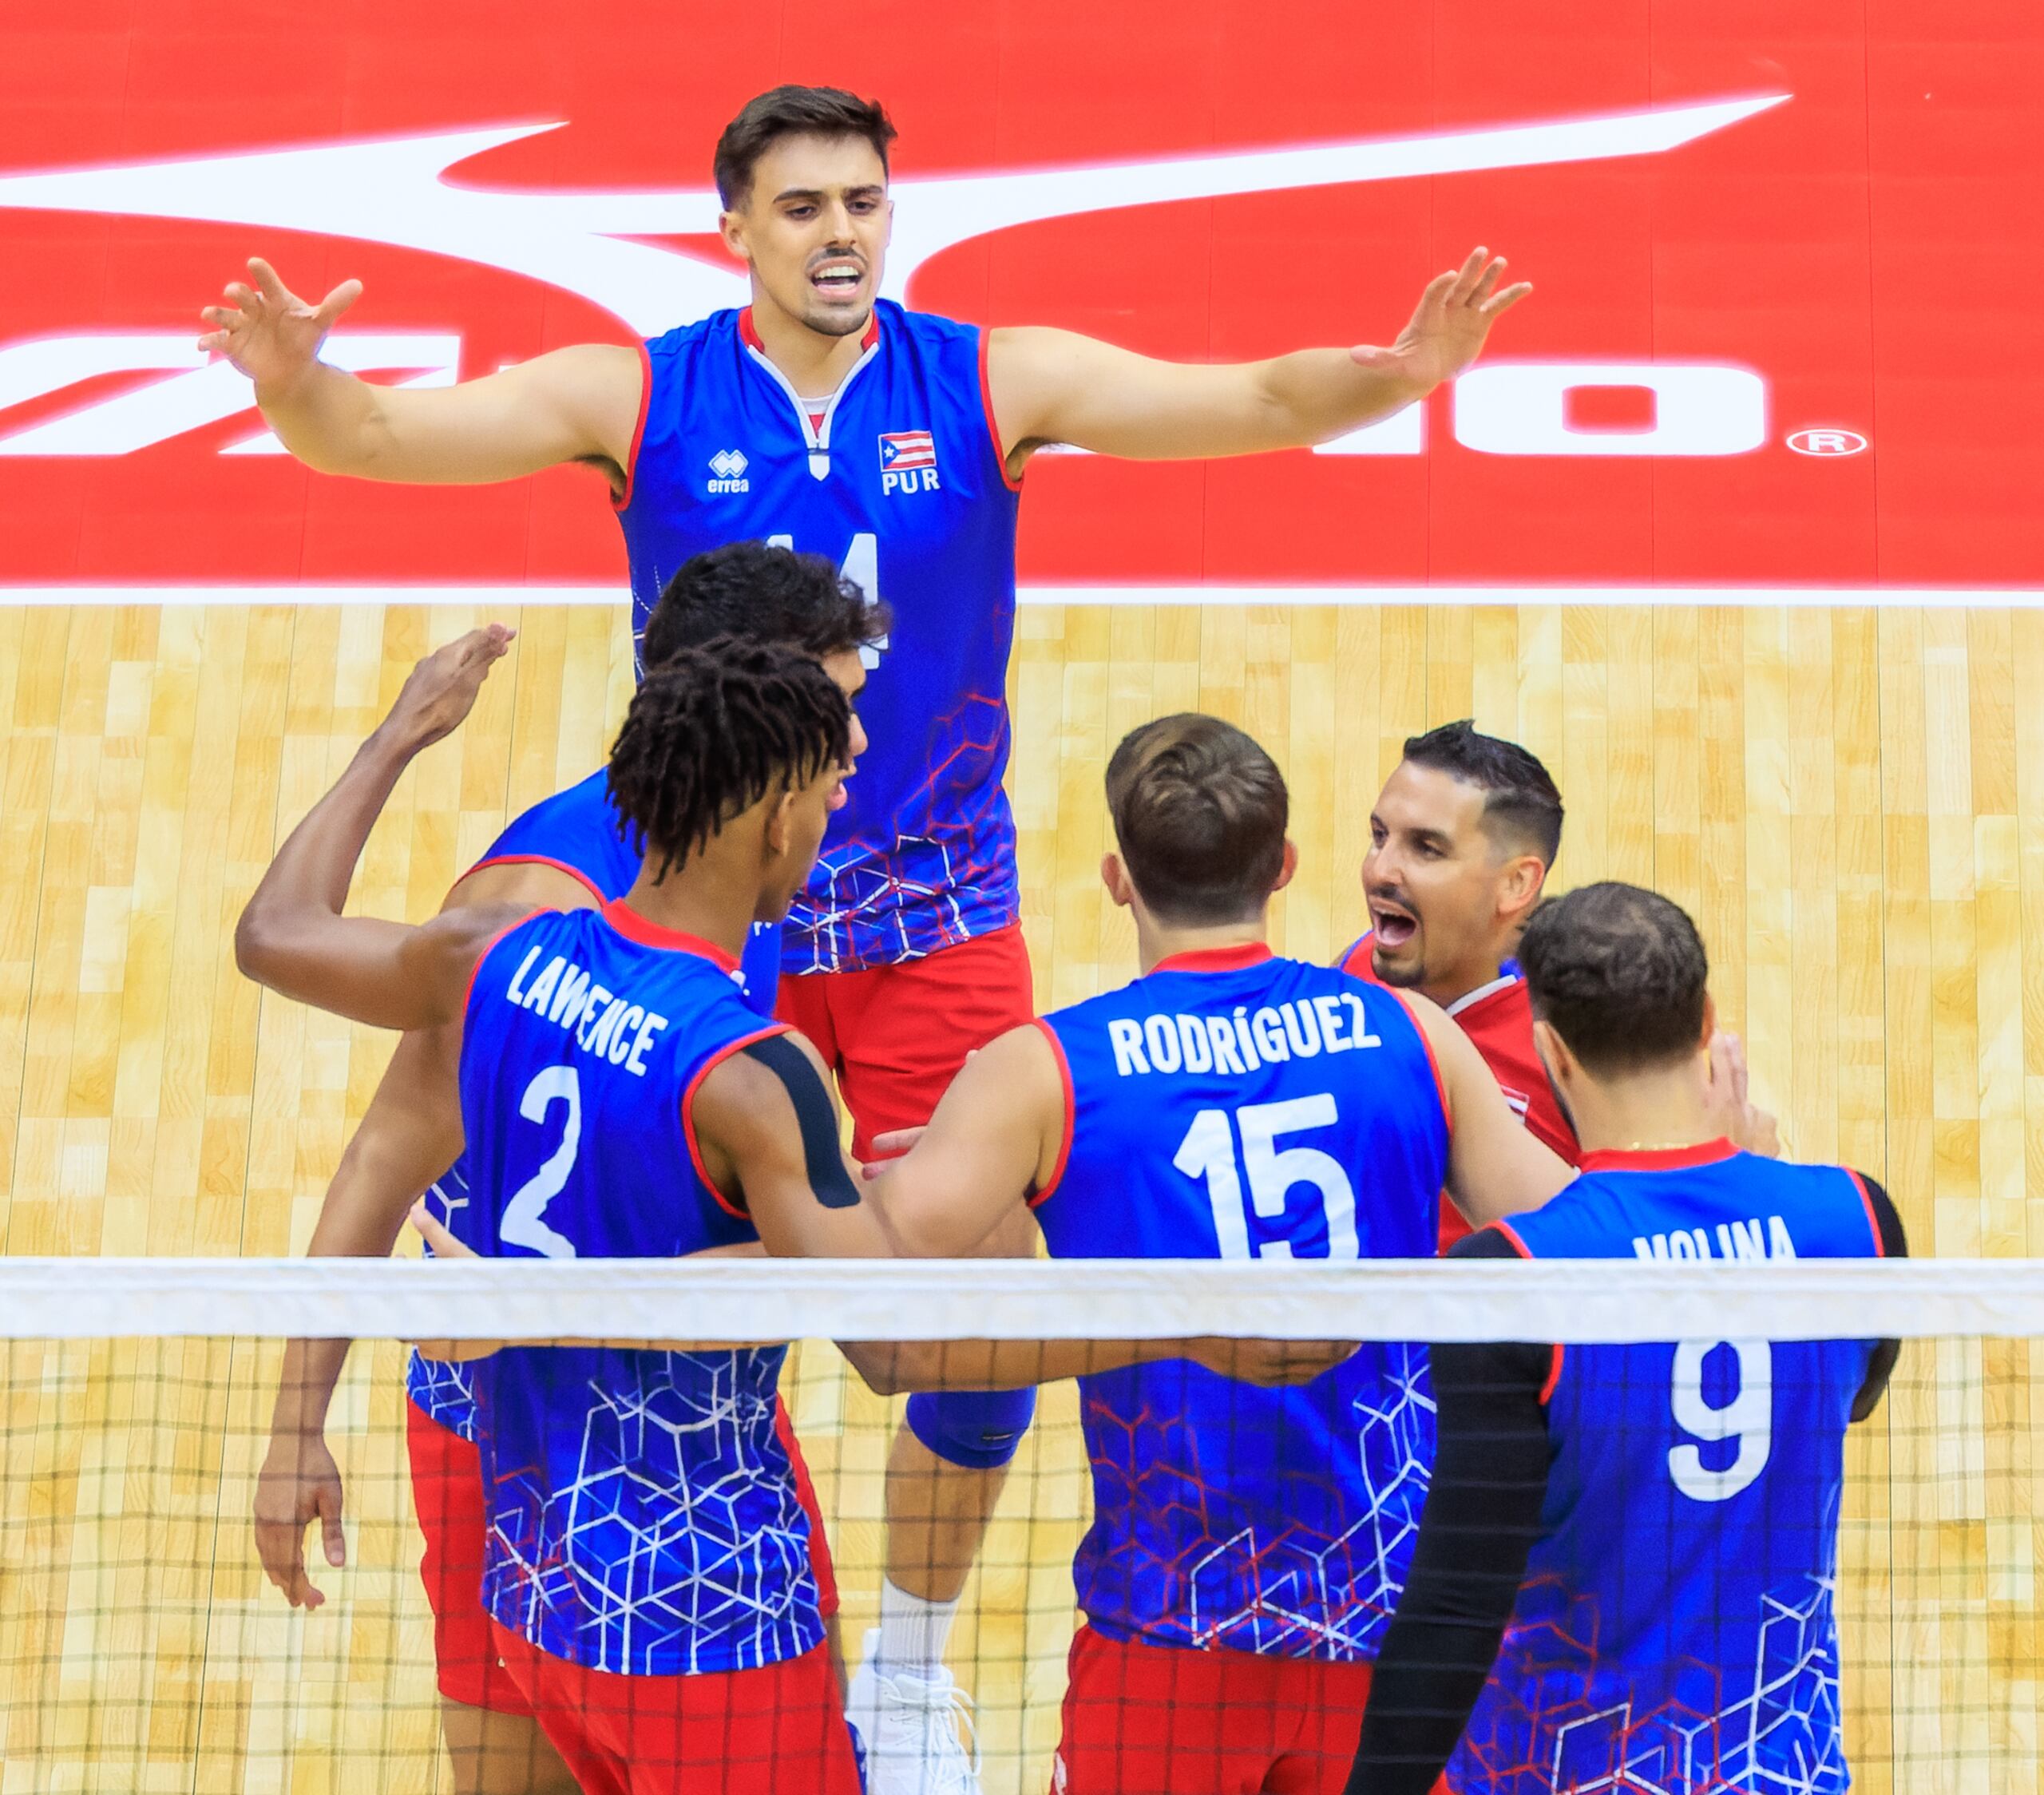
[
  {"xmin": 449, "ymin": 901, "xmax": 822, "ymax": 1677},
  {"xmin": 1453, "ymin": 1143, "xmax": 1886, "ymax": 1795},
  {"xmin": 616, "ymin": 302, "xmax": 1023, "ymax": 975},
  {"xmin": 406, "ymin": 773, "xmax": 779, "ymax": 1440},
  {"xmin": 1032, "ymin": 944, "xmax": 1450, "ymax": 1660}
]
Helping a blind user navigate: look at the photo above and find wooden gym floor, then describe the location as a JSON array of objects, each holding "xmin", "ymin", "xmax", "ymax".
[{"xmin": 0, "ymin": 597, "xmax": 2039, "ymax": 1792}]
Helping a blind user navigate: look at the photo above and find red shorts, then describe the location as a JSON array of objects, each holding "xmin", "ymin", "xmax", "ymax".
[
  {"xmin": 1054, "ymin": 1626, "xmax": 1442, "ymax": 1795},
  {"xmin": 491, "ymin": 1623, "xmax": 861, "ymax": 1795},
  {"xmin": 406, "ymin": 1397, "xmax": 837, "ymax": 1714},
  {"xmin": 776, "ymin": 924, "xmax": 1035, "ymax": 1156}
]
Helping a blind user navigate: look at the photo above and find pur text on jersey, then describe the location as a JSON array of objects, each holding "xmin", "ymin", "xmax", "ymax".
[
  {"xmin": 1105, "ymin": 995, "xmax": 1380, "ymax": 1078},
  {"xmin": 501, "ymin": 945, "xmax": 669, "ymax": 1076}
]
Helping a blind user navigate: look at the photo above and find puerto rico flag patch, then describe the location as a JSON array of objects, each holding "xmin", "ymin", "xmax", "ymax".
[{"xmin": 878, "ymin": 430, "xmax": 941, "ymax": 492}]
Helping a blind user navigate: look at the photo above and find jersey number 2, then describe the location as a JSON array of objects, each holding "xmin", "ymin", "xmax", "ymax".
[
  {"xmin": 1668, "ymin": 1338, "xmax": 1772, "ymax": 1501},
  {"xmin": 501, "ymin": 1066, "xmax": 581, "ymax": 1259},
  {"xmin": 1172, "ymin": 1096, "xmax": 1358, "ymax": 1259}
]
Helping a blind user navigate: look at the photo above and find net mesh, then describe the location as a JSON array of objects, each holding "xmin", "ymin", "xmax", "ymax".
[{"xmin": 0, "ymin": 1257, "xmax": 2038, "ymax": 1795}]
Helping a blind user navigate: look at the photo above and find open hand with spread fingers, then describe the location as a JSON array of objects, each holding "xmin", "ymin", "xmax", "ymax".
[
  {"xmin": 199, "ymin": 256, "xmax": 364, "ymax": 394},
  {"xmin": 1351, "ymin": 247, "xmax": 1533, "ymax": 391}
]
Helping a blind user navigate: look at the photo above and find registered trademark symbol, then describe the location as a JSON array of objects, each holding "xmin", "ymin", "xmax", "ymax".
[{"xmin": 1786, "ymin": 428, "xmax": 1868, "ymax": 456}]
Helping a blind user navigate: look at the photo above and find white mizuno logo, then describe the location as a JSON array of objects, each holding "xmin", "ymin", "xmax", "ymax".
[{"xmin": 0, "ymin": 95, "xmax": 1786, "ymax": 335}]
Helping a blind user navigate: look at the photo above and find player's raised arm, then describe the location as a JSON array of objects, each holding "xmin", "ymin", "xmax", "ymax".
[
  {"xmin": 234, "ymin": 624, "xmax": 526, "ymax": 1030},
  {"xmin": 1405, "ymin": 994, "xmax": 1576, "ymax": 1227},
  {"xmin": 199, "ymin": 258, "xmax": 643, "ymax": 488},
  {"xmin": 986, "ymin": 247, "xmax": 1530, "ymax": 470}
]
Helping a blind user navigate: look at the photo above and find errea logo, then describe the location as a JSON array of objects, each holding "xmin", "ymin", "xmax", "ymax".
[{"xmin": 707, "ymin": 449, "xmax": 750, "ymax": 493}]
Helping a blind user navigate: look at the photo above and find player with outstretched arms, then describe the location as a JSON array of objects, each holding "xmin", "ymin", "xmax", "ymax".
[
  {"xmin": 866, "ymin": 715, "xmax": 1575, "ymax": 1794},
  {"xmin": 1343, "ymin": 882, "xmax": 1905, "ymax": 1795},
  {"xmin": 247, "ymin": 544, "xmax": 883, "ymax": 1795},
  {"xmin": 201, "ymin": 84, "xmax": 1531, "ymax": 1793},
  {"xmin": 1340, "ymin": 721, "xmax": 1777, "ymax": 1246}
]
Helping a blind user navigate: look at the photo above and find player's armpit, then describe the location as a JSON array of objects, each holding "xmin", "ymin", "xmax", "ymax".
[
  {"xmin": 1419, "ymin": 999, "xmax": 1575, "ymax": 1226},
  {"xmin": 865, "ymin": 1024, "xmax": 1061, "ymax": 1258}
]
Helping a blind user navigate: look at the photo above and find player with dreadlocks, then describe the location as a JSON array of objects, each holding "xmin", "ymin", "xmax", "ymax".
[{"xmin": 237, "ymin": 631, "xmax": 1353, "ymax": 1792}]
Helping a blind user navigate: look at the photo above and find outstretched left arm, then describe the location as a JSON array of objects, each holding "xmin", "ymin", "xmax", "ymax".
[{"xmin": 987, "ymin": 248, "xmax": 1530, "ymax": 472}]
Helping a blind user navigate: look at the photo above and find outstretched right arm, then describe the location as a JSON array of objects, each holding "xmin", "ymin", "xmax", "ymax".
[{"xmin": 200, "ymin": 259, "xmax": 643, "ymax": 489}]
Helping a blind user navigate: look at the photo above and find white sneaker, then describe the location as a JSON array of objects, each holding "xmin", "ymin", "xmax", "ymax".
[{"xmin": 844, "ymin": 1627, "xmax": 982, "ymax": 1795}]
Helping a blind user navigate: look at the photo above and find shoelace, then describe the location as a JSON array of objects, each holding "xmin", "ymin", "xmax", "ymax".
[{"xmin": 880, "ymin": 1676, "xmax": 980, "ymax": 1777}]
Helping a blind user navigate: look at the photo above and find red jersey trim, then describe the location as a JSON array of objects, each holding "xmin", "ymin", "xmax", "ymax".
[
  {"xmin": 612, "ymin": 338, "xmax": 654, "ymax": 513},
  {"xmin": 1577, "ymin": 1138, "xmax": 1740, "ymax": 1175},
  {"xmin": 978, "ymin": 328, "xmax": 1024, "ymax": 494},
  {"xmin": 1387, "ymin": 987, "xmax": 1452, "ymax": 1131},
  {"xmin": 1026, "ymin": 1020, "xmax": 1076, "ymax": 1210},
  {"xmin": 1488, "ymin": 1219, "xmax": 1564, "ymax": 1403},
  {"xmin": 461, "ymin": 908, "xmax": 553, "ymax": 1020},
  {"xmin": 1337, "ymin": 933, "xmax": 1373, "ymax": 978},
  {"xmin": 457, "ymin": 854, "xmax": 606, "ymax": 909},
  {"xmin": 1150, "ymin": 941, "xmax": 1276, "ymax": 975},
  {"xmin": 1845, "ymin": 1167, "xmax": 1886, "ymax": 1257},
  {"xmin": 681, "ymin": 1023, "xmax": 794, "ymax": 1220},
  {"xmin": 739, "ymin": 307, "xmax": 881, "ymax": 355},
  {"xmin": 599, "ymin": 899, "xmax": 741, "ymax": 970}
]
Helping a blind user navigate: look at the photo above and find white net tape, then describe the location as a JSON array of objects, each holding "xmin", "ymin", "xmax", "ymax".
[{"xmin": 1, "ymin": 1254, "xmax": 2038, "ymax": 1340}]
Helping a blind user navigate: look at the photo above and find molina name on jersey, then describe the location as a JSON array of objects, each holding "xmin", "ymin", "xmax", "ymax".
[
  {"xmin": 616, "ymin": 302, "xmax": 1023, "ymax": 976},
  {"xmin": 1456, "ymin": 1143, "xmax": 1887, "ymax": 1795},
  {"xmin": 452, "ymin": 900, "xmax": 822, "ymax": 1678},
  {"xmin": 1033, "ymin": 944, "xmax": 1450, "ymax": 1660},
  {"xmin": 406, "ymin": 771, "xmax": 781, "ymax": 1443}
]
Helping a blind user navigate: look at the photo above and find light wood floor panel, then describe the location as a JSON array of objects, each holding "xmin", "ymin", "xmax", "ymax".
[{"xmin": 1, "ymin": 600, "xmax": 2040, "ymax": 1791}]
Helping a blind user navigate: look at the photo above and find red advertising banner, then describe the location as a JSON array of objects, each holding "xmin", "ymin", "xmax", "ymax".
[{"xmin": 1, "ymin": 0, "xmax": 2037, "ymax": 600}]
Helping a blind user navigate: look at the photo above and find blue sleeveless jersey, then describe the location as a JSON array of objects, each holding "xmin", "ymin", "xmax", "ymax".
[
  {"xmin": 449, "ymin": 900, "xmax": 822, "ymax": 1676},
  {"xmin": 1453, "ymin": 1144, "xmax": 1886, "ymax": 1795},
  {"xmin": 406, "ymin": 774, "xmax": 779, "ymax": 1440},
  {"xmin": 616, "ymin": 302, "xmax": 1023, "ymax": 975},
  {"xmin": 1033, "ymin": 944, "xmax": 1450, "ymax": 1659}
]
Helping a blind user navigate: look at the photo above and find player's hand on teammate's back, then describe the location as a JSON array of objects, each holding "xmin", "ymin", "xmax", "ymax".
[
  {"xmin": 1187, "ymin": 1337, "xmax": 1359, "ymax": 1386},
  {"xmin": 1351, "ymin": 247, "xmax": 1533, "ymax": 390},
  {"xmin": 253, "ymin": 1432, "xmax": 347, "ymax": 1610},
  {"xmin": 199, "ymin": 257, "xmax": 363, "ymax": 394},
  {"xmin": 375, "ymin": 624, "xmax": 517, "ymax": 758}
]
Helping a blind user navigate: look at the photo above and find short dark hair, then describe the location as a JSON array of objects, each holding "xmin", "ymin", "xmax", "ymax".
[
  {"xmin": 1401, "ymin": 719, "xmax": 1563, "ymax": 865},
  {"xmin": 605, "ymin": 638, "xmax": 851, "ymax": 882},
  {"xmin": 714, "ymin": 85, "xmax": 898, "ymax": 208},
  {"xmin": 1104, "ymin": 715, "xmax": 1289, "ymax": 926},
  {"xmin": 640, "ymin": 541, "xmax": 890, "ymax": 672},
  {"xmin": 1518, "ymin": 882, "xmax": 1709, "ymax": 1075}
]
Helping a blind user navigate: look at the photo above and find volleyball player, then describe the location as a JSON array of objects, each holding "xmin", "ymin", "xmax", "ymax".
[
  {"xmin": 865, "ymin": 715, "xmax": 1575, "ymax": 1794},
  {"xmin": 1344, "ymin": 882, "xmax": 1904, "ymax": 1795},
  {"xmin": 1341, "ymin": 721, "xmax": 1777, "ymax": 1245},
  {"xmin": 201, "ymin": 86, "xmax": 1531, "ymax": 1788},
  {"xmin": 250, "ymin": 544, "xmax": 884, "ymax": 1795}
]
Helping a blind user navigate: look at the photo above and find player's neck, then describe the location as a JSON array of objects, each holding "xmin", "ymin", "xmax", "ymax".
[
  {"xmin": 1564, "ymin": 1061, "xmax": 1717, "ymax": 1157},
  {"xmin": 1416, "ymin": 941, "xmax": 1513, "ymax": 1012},
  {"xmin": 1135, "ymin": 915, "xmax": 1269, "ymax": 976},
  {"xmin": 746, "ymin": 291, "xmax": 872, "ymax": 396},
  {"xmin": 615, "ymin": 856, "xmax": 758, "ymax": 962}
]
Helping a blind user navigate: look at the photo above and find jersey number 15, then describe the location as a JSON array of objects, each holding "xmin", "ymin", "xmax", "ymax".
[{"xmin": 1172, "ymin": 1096, "xmax": 1359, "ymax": 1260}]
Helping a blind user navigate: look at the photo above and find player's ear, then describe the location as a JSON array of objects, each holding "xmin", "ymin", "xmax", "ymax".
[
  {"xmin": 763, "ymin": 788, "xmax": 797, "ymax": 857},
  {"xmin": 1101, "ymin": 852, "xmax": 1135, "ymax": 909},
  {"xmin": 1499, "ymin": 851, "xmax": 1547, "ymax": 922},
  {"xmin": 719, "ymin": 207, "xmax": 752, "ymax": 265},
  {"xmin": 1697, "ymin": 990, "xmax": 1719, "ymax": 1056},
  {"xmin": 1270, "ymin": 839, "xmax": 1299, "ymax": 894},
  {"xmin": 1531, "ymin": 1017, "xmax": 1574, "ymax": 1091}
]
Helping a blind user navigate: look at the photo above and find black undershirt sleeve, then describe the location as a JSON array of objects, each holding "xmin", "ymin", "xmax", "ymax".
[
  {"xmin": 1852, "ymin": 1172, "xmax": 1908, "ymax": 1422},
  {"xmin": 1345, "ymin": 1229, "xmax": 1554, "ymax": 1795}
]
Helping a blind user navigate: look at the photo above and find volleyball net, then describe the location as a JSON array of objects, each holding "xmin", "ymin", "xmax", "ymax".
[{"xmin": 2, "ymin": 1254, "xmax": 2038, "ymax": 1795}]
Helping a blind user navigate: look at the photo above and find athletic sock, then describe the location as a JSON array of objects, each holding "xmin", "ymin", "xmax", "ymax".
[{"xmin": 873, "ymin": 1578, "xmax": 959, "ymax": 1682}]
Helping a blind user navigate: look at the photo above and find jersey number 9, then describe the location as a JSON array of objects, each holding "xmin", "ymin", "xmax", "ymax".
[{"xmin": 1669, "ymin": 1337, "xmax": 1773, "ymax": 1502}]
